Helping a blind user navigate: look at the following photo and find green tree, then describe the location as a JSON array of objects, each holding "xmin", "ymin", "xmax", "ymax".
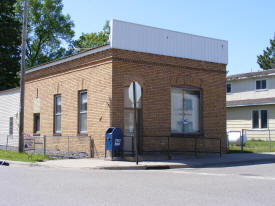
[
  {"xmin": 257, "ymin": 37, "xmax": 275, "ymax": 70},
  {"xmin": 73, "ymin": 21, "xmax": 110, "ymax": 51},
  {"xmin": 0, "ymin": 0, "xmax": 21, "ymax": 91},
  {"xmin": 16, "ymin": 0, "xmax": 75, "ymax": 68}
]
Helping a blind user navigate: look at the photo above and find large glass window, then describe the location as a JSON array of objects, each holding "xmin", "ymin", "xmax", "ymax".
[
  {"xmin": 54, "ymin": 95, "xmax": 61, "ymax": 134},
  {"xmin": 252, "ymin": 110, "xmax": 268, "ymax": 129},
  {"xmin": 171, "ymin": 88, "xmax": 201, "ymax": 134},
  {"xmin": 79, "ymin": 91, "xmax": 87, "ymax": 134}
]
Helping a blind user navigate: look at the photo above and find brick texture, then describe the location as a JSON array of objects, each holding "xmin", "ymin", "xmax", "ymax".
[
  {"xmin": 111, "ymin": 49, "xmax": 227, "ymax": 155},
  {"xmin": 24, "ymin": 48, "xmax": 227, "ymax": 158}
]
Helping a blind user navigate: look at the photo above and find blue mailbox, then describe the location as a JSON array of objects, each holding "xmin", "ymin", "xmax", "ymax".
[{"xmin": 105, "ymin": 127, "xmax": 123, "ymax": 159}]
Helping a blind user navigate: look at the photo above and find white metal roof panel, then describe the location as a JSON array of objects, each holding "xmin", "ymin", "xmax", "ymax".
[{"xmin": 110, "ymin": 19, "xmax": 228, "ymax": 64}]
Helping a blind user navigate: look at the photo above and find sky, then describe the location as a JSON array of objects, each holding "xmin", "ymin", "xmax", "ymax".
[{"xmin": 62, "ymin": 0, "xmax": 275, "ymax": 75}]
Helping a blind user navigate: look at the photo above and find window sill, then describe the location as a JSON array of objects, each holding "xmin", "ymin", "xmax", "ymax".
[
  {"xmin": 78, "ymin": 133, "xmax": 88, "ymax": 136},
  {"xmin": 33, "ymin": 133, "xmax": 40, "ymax": 136},
  {"xmin": 251, "ymin": 128, "xmax": 268, "ymax": 131},
  {"xmin": 171, "ymin": 133, "xmax": 204, "ymax": 138},
  {"xmin": 53, "ymin": 133, "xmax": 62, "ymax": 136},
  {"xmin": 255, "ymin": 89, "xmax": 268, "ymax": 92}
]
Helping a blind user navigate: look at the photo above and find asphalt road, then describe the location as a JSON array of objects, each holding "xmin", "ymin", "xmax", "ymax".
[{"xmin": 1, "ymin": 162, "xmax": 275, "ymax": 206}]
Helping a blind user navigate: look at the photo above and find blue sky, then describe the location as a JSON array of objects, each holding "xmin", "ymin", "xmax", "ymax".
[{"xmin": 63, "ymin": 0, "xmax": 275, "ymax": 75}]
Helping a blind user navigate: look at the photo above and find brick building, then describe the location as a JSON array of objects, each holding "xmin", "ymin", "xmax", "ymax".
[{"xmin": 24, "ymin": 20, "xmax": 228, "ymax": 158}]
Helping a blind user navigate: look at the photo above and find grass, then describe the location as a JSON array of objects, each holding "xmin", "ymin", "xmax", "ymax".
[
  {"xmin": 229, "ymin": 140, "xmax": 275, "ymax": 153},
  {"xmin": 0, "ymin": 150, "xmax": 49, "ymax": 162}
]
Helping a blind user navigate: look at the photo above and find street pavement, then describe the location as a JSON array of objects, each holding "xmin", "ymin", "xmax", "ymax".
[{"xmin": 1, "ymin": 161, "xmax": 275, "ymax": 206}]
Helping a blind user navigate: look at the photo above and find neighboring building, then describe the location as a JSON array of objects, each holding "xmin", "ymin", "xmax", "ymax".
[
  {"xmin": 227, "ymin": 68, "xmax": 275, "ymax": 140},
  {"xmin": 24, "ymin": 20, "xmax": 228, "ymax": 158},
  {"xmin": 0, "ymin": 88, "xmax": 20, "ymax": 148}
]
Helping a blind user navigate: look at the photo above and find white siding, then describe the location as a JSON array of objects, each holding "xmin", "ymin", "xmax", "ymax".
[
  {"xmin": 0, "ymin": 88, "xmax": 20, "ymax": 146},
  {"xmin": 227, "ymin": 105, "xmax": 275, "ymax": 140},
  {"xmin": 227, "ymin": 76, "xmax": 275, "ymax": 101},
  {"xmin": 110, "ymin": 19, "xmax": 228, "ymax": 65}
]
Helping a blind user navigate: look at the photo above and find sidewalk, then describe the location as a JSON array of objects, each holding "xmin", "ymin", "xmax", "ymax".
[{"xmin": 7, "ymin": 152, "xmax": 275, "ymax": 170}]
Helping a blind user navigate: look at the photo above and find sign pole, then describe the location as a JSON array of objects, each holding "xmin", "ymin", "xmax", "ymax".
[{"xmin": 133, "ymin": 82, "xmax": 138, "ymax": 165}]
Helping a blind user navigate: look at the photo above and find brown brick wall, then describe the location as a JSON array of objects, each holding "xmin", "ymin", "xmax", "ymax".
[
  {"xmin": 111, "ymin": 49, "xmax": 227, "ymax": 154},
  {"xmin": 25, "ymin": 51, "xmax": 113, "ymax": 158},
  {"xmin": 24, "ymin": 48, "xmax": 227, "ymax": 158}
]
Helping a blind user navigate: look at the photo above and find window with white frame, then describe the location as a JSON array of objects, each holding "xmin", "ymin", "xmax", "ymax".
[
  {"xmin": 78, "ymin": 91, "xmax": 87, "ymax": 134},
  {"xmin": 54, "ymin": 95, "xmax": 61, "ymax": 134},
  {"xmin": 171, "ymin": 87, "xmax": 201, "ymax": 134},
  {"xmin": 256, "ymin": 79, "xmax": 267, "ymax": 90},
  {"xmin": 226, "ymin": 83, "xmax": 232, "ymax": 93},
  {"xmin": 252, "ymin": 110, "xmax": 267, "ymax": 129}
]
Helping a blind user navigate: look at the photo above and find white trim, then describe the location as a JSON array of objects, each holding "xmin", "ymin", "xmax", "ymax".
[
  {"xmin": 26, "ymin": 45, "xmax": 111, "ymax": 74},
  {"xmin": 227, "ymin": 102, "xmax": 275, "ymax": 108},
  {"xmin": 227, "ymin": 72, "xmax": 275, "ymax": 81}
]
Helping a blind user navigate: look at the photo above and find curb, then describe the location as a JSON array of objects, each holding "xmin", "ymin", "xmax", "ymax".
[
  {"xmin": 96, "ymin": 157, "xmax": 275, "ymax": 170},
  {"xmin": 3, "ymin": 156, "xmax": 275, "ymax": 170}
]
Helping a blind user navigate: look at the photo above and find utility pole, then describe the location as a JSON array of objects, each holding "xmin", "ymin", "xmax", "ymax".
[{"xmin": 19, "ymin": 0, "xmax": 28, "ymax": 152}]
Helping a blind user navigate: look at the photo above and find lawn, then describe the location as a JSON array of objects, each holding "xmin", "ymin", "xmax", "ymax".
[
  {"xmin": 229, "ymin": 140, "xmax": 275, "ymax": 153},
  {"xmin": 0, "ymin": 150, "xmax": 48, "ymax": 162}
]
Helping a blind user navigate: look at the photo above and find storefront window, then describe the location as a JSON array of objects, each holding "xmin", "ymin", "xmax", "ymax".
[{"xmin": 171, "ymin": 88, "xmax": 201, "ymax": 134}]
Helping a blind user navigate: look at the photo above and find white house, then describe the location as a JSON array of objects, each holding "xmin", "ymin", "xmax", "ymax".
[
  {"xmin": 0, "ymin": 88, "xmax": 20, "ymax": 148},
  {"xmin": 226, "ymin": 68, "xmax": 275, "ymax": 140}
]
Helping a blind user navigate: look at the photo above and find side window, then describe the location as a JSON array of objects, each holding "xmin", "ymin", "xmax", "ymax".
[
  {"xmin": 9, "ymin": 117, "xmax": 13, "ymax": 135},
  {"xmin": 226, "ymin": 83, "xmax": 231, "ymax": 93},
  {"xmin": 54, "ymin": 95, "xmax": 62, "ymax": 134},
  {"xmin": 252, "ymin": 110, "xmax": 268, "ymax": 129},
  {"xmin": 33, "ymin": 113, "xmax": 40, "ymax": 135},
  {"xmin": 78, "ymin": 91, "xmax": 87, "ymax": 134},
  {"xmin": 256, "ymin": 79, "xmax": 267, "ymax": 90}
]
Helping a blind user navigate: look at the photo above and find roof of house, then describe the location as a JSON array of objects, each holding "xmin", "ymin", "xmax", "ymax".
[
  {"xmin": 227, "ymin": 68, "xmax": 275, "ymax": 81},
  {"xmin": 26, "ymin": 19, "xmax": 228, "ymax": 75},
  {"xmin": 26, "ymin": 44, "xmax": 110, "ymax": 74},
  {"xmin": 0, "ymin": 87, "xmax": 20, "ymax": 95},
  {"xmin": 227, "ymin": 97, "xmax": 275, "ymax": 107}
]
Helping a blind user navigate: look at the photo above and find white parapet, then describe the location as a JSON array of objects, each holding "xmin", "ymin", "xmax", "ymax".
[{"xmin": 110, "ymin": 19, "xmax": 228, "ymax": 65}]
